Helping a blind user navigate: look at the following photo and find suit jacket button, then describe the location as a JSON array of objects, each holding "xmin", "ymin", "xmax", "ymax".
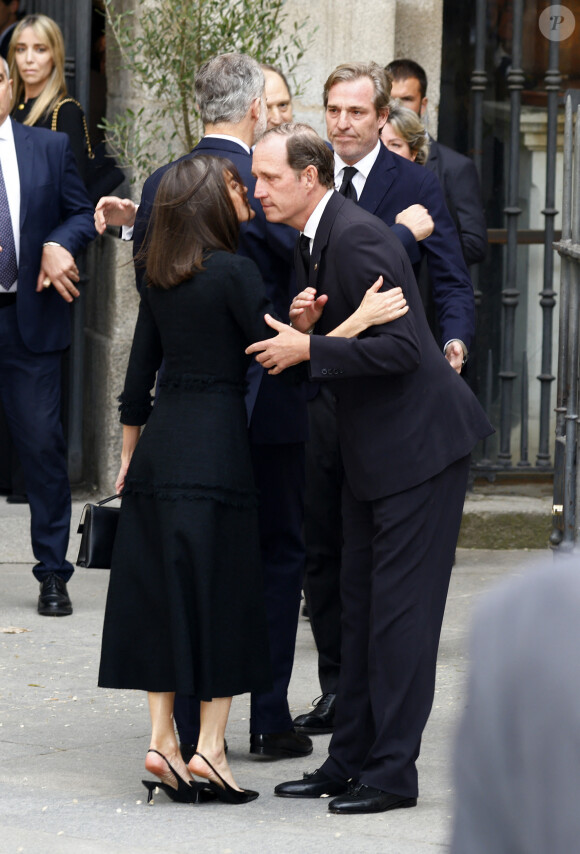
[{"xmin": 322, "ymin": 368, "xmax": 327, "ymax": 375}]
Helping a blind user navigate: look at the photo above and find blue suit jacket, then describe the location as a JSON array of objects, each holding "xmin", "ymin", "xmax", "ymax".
[
  {"xmin": 358, "ymin": 144, "xmax": 475, "ymax": 350},
  {"xmin": 132, "ymin": 136, "xmax": 307, "ymax": 445},
  {"xmin": 12, "ymin": 120, "xmax": 95, "ymax": 354}
]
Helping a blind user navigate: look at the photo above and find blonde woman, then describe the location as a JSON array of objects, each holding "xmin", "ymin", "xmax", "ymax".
[
  {"xmin": 380, "ymin": 99, "xmax": 430, "ymax": 165},
  {"xmin": 8, "ymin": 13, "xmax": 88, "ymax": 180}
]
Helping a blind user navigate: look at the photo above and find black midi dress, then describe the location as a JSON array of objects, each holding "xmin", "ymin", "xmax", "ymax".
[{"xmin": 98, "ymin": 251, "xmax": 275, "ymax": 700}]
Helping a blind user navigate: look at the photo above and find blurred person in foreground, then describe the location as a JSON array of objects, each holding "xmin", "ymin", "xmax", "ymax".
[{"xmin": 451, "ymin": 557, "xmax": 580, "ymax": 853}]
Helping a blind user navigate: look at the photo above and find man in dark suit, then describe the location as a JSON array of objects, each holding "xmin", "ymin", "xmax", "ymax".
[
  {"xmin": 94, "ymin": 53, "xmax": 312, "ymax": 761},
  {"xmin": 293, "ymin": 60, "xmax": 476, "ymax": 736},
  {"xmin": 0, "ymin": 58, "xmax": 95, "ymax": 614},
  {"xmin": 386, "ymin": 58, "xmax": 488, "ymax": 269},
  {"xmin": 247, "ymin": 123, "xmax": 493, "ymax": 813}
]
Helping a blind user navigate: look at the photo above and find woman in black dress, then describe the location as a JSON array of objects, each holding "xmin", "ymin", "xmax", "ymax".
[{"xmin": 99, "ymin": 156, "xmax": 278, "ymax": 805}]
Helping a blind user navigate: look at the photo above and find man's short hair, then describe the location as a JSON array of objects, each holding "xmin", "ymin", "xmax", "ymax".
[
  {"xmin": 385, "ymin": 59, "xmax": 428, "ymax": 99},
  {"xmin": 323, "ymin": 61, "xmax": 391, "ymax": 114},
  {"xmin": 261, "ymin": 63, "xmax": 292, "ymax": 98},
  {"xmin": 195, "ymin": 53, "xmax": 264, "ymax": 126},
  {"xmin": 264, "ymin": 122, "xmax": 335, "ymax": 189}
]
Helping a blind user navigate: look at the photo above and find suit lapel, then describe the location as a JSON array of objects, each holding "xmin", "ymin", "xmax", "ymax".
[
  {"xmin": 13, "ymin": 121, "xmax": 33, "ymax": 229},
  {"xmin": 358, "ymin": 144, "xmax": 397, "ymax": 215},
  {"xmin": 310, "ymin": 191, "xmax": 344, "ymax": 292},
  {"xmin": 425, "ymin": 136, "xmax": 440, "ymax": 179}
]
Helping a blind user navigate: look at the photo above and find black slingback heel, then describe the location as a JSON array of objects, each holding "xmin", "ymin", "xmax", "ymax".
[
  {"xmin": 142, "ymin": 749, "xmax": 203, "ymax": 804},
  {"xmin": 193, "ymin": 750, "xmax": 259, "ymax": 804}
]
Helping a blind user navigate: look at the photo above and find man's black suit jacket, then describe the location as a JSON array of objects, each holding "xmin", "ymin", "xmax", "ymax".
[
  {"xmin": 358, "ymin": 144, "xmax": 475, "ymax": 350},
  {"xmin": 425, "ymin": 138, "xmax": 487, "ymax": 267},
  {"xmin": 304, "ymin": 192, "xmax": 493, "ymax": 503},
  {"xmin": 132, "ymin": 136, "xmax": 306, "ymax": 445}
]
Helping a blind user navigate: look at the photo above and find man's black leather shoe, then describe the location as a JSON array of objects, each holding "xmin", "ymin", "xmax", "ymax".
[
  {"xmin": 249, "ymin": 729, "xmax": 313, "ymax": 758},
  {"xmin": 328, "ymin": 783, "xmax": 417, "ymax": 814},
  {"xmin": 37, "ymin": 574, "xmax": 72, "ymax": 616},
  {"xmin": 293, "ymin": 693, "xmax": 336, "ymax": 734},
  {"xmin": 275, "ymin": 768, "xmax": 348, "ymax": 798}
]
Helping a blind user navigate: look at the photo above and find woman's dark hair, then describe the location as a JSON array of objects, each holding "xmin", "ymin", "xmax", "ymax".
[{"xmin": 143, "ymin": 156, "xmax": 243, "ymax": 289}]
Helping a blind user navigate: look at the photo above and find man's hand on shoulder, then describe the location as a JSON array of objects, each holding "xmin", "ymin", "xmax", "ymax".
[
  {"xmin": 94, "ymin": 197, "xmax": 137, "ymax": 235},
  {"xmin": 37, "ymin": 243, "xmax": 80, "ymax": 303},
  {"xmin": 395, "ymin": 205, "xmax": 434, "ymax": 242}
]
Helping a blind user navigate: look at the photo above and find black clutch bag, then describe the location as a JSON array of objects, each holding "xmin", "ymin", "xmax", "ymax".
[{"xmin": 76, "ymin": 494, "xmax": 121, "ymax": 568}]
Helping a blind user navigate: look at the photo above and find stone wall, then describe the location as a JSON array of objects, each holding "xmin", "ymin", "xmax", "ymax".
[
  {"xmin": 286, "ymin": 0, "xmax": 443, "ymax": 136},
  {"xmin": 83, "ymin": 235, "xmax": 139, "ymax": 493}
]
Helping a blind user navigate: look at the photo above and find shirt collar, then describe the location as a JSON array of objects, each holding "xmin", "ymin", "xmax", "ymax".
[
  {"xmin": 302, "ymin": 189, "xmax": 334, "ymax": 243},
  {"xmin": 333, "ymin": 139, "xmax": 381, "ymax": 180},
  {"xmin": 0, "ymin": 115, "xmax": 14, "ymax": 142},
  {"xmin": 204, "ymin": 133, "xmax": 251, "ymax": 155}
]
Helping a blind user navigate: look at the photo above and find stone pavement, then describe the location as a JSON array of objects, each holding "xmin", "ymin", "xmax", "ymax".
[{"xmin": 0, "ymin": 496, "xmax": 551, "ymax": 854}]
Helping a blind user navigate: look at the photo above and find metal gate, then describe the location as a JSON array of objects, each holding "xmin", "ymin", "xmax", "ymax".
[
  {"xmin": 455, "ymin": 0, "xmax": 574, "ymax": 475},
  {"xmin": 552, "ymin": 94, "xmax": 580, "ymax": 548}
]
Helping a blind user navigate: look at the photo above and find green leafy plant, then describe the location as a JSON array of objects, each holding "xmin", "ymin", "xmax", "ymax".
[{"xmin": 102, "ymin": 0, "xmax": 314, "ymax": 186}]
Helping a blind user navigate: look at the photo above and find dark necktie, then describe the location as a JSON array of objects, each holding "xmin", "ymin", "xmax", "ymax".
[
  {"xmin": 339, "ymin": 166, "xmax": 358, "ymax": 201},
  {"xmin": 0, "ymin": 158, "xmax": 18, "ymax": 291},
  {"xmin": 298, "ymin": 232, "xmax": 311, "ymax": 277}
]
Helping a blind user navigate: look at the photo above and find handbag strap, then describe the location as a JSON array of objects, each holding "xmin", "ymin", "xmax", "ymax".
[
  {"xmin": 51, "ymin": 97, "xmax": 95, "ymax": 160},
  {"xmin": 97, "ymin": 494, "xmax": 122, "ymax": 506}
]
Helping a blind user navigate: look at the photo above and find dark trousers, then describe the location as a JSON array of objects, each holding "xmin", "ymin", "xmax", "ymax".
[
  {"xmin": 321, "ymin": 454, "xmax": 470, "ymax": 797},
  {"xmin": 174, "ymin": 440, "xmax": 305, "ymax": 740},
  {"xmin": 0, "ymin": 305, "xmax": 72, "ymax": 580},
  {"xmin": 303, "ymin": 386, "xmax": 343, "ymax": 694}
]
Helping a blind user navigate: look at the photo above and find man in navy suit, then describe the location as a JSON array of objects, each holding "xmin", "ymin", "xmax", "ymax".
[
  {"xmin": 294, "ymin": 60, "xmax": 477, "ymax": 736},
  {"xmin": 247, "ymin": 123, "xmax": 492, "ymax": 812},
  {"xmin": 94, "ymin": 53, "xmax": 312, "ymax": 761},
  {"xmin": 0, "ymin": 59, "xmax": 95, "ymax": 615}
]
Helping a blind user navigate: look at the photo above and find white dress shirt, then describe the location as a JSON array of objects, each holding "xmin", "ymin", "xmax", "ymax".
[
  {"xmin": 301, "ymin": 189, "xmax": 334, "ymax": 252},
  {"xmin": 0, "ymin": 116, "xmax": 21, "ymax": 292},
  {"xmin": 333, "ymin": 141, "xmax": 381, "ymax": 200}
]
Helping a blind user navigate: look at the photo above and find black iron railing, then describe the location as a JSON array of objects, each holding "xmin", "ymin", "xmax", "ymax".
[{"xmin": 552, "ymin": 95, "xmax": 580, "ymax": 548}]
